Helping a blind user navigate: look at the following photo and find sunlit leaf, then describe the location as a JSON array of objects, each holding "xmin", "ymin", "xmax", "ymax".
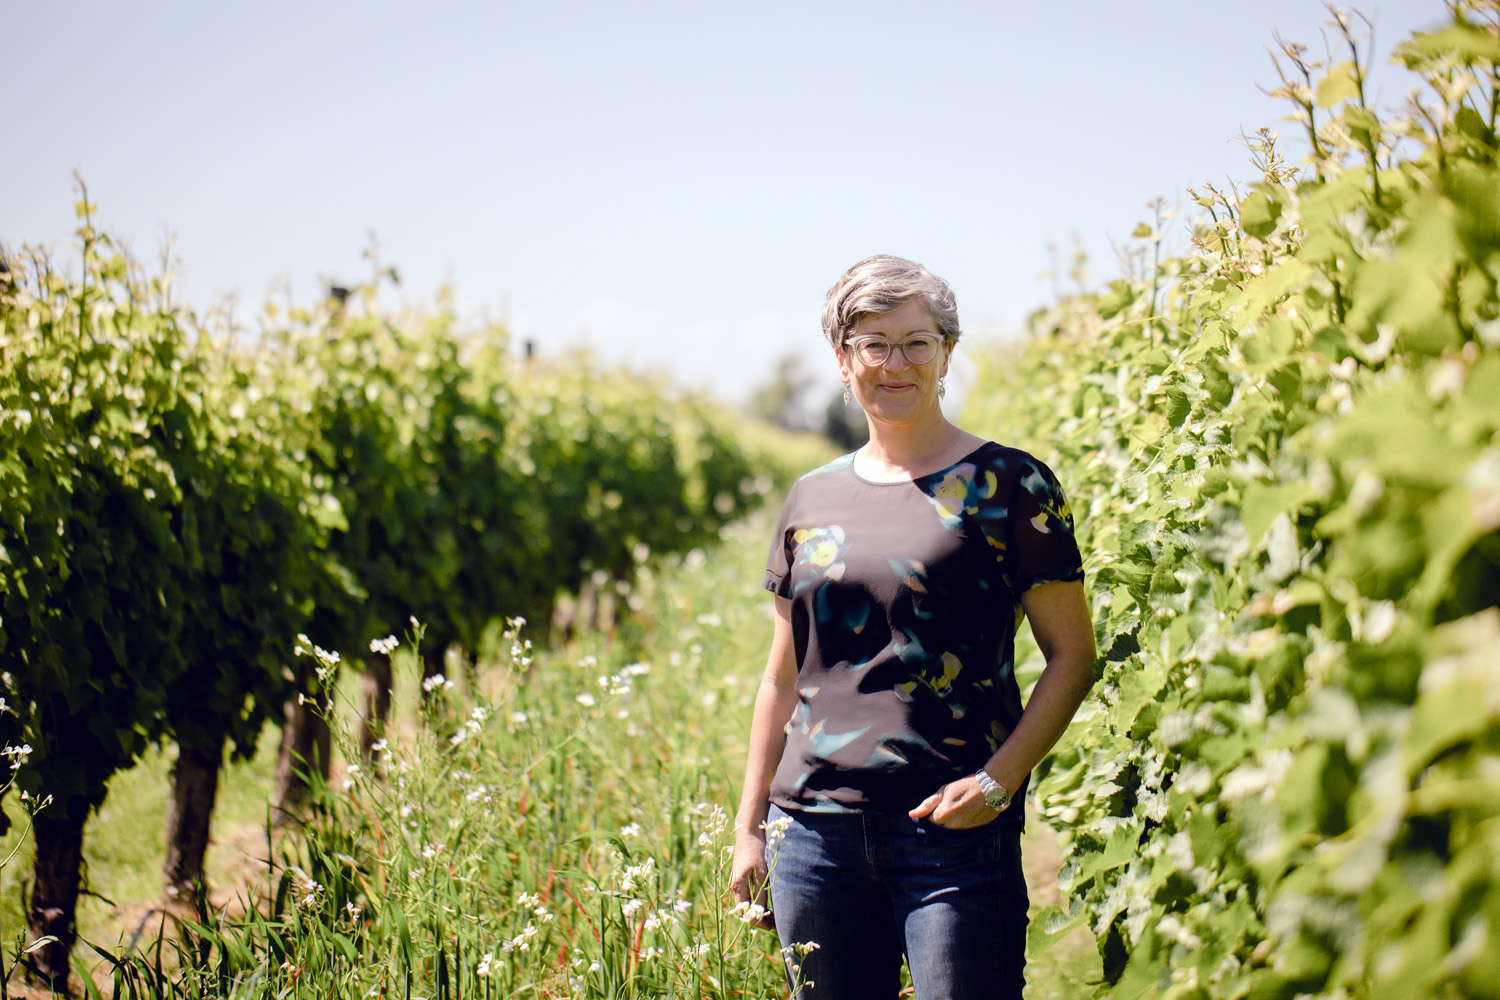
[
  {"xmin": 1241, "ymin": 480, "xmax": 1320, "ymax": 546},
  {"xmin": 1316, "ymin": 61, "xmax": 1361, "ymax": 108},
  {"xmin": 1239, "ymin": 189, "xmax": 1282, "ymax": 239}
]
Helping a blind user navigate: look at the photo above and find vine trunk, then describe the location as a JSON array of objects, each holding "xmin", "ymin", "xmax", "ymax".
[
  {"xmin": 163, "ymin": 733, "xmax": 225, "ymax": 904},
  {"xmin": 27, "ymin": 812, "xmax": 84, "ymax": 995}
]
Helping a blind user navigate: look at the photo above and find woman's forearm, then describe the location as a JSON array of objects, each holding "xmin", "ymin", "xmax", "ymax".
[
  {"xmin": 735, "ymin": 596, "xmax": 800, "ymax": 837},
  {"xmin": 987, "ymin": 579, "xmax": 1097, "ymax": 793},
  {"xmin": 984, "ymin": 647, "xmax": 1094, "ymax": 793},
  {"xmin": 735, "ymin": 676, "xmax": 798, "ymax": 835}
]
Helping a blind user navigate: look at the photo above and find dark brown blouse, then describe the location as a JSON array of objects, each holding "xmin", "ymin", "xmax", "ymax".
[{"xmin": 763, "ymin": 443, "xmax": 1083, "ymax": 818}]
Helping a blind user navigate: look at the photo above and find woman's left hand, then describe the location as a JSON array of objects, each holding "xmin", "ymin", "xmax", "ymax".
[{"xmin": 907, "ymin": 776, "xmax": 1002, "ymax": 829}]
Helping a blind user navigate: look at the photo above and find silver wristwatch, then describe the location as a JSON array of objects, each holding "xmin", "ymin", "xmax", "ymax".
[{"xmin": 974, "ymin": 768, "xmax": 1011, "ymax": 812}]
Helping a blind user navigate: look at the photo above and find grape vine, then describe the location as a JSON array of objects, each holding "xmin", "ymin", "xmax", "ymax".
[{"xmin": 964, "ymin": 6, "xmax": 1500, "ymax": 997}]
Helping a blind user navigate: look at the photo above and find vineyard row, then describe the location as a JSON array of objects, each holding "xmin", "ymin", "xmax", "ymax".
[{"xmin": 0, "ymin": 225, "xmax": 779, "ymax": 988}]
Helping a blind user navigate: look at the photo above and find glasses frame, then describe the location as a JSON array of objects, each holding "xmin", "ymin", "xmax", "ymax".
[{"xmin": 842, "ymin": 333, "xmax": 947, "ymax": 367}]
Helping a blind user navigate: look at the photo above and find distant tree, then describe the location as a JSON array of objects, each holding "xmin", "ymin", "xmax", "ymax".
[
  {"xmin": 748, "ymin": 353, "xmax": 817, "ymax": 432},
  {"xmin": 822, "ymin": 386, "xmax": 869, "ymax": 451},
  {"xmin": 749, "ymin": 352, "xmax": 870, "ymax": 450}
]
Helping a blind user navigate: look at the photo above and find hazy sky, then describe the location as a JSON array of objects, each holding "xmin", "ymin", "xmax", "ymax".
[{"xmin": 4, "ymin": 1, "xmax": 1446, "ymax": 407}]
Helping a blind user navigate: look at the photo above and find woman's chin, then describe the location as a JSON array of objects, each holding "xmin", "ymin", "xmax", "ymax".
[{"xmin": 863, "ymin": 389, "xmax": 935, "ymax": 422}]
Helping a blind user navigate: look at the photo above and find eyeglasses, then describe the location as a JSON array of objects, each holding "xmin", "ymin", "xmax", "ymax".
[{"xmin": 843, "ymin": 334, "xmax": 944, "ymax": 366}]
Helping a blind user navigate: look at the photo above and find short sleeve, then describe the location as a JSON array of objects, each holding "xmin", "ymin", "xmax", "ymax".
[
  {"xmin": 1007, "ymin": 458, "xmax": 1084, "ymax": 593},
  {"xmin": 763, "ymin": 482, "xmax": 799, "ymax": 597}
]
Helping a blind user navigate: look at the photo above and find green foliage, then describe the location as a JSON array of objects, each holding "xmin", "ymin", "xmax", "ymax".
[
  {"xmin": 1, "ymin": 196, "xmax": 776, "ymax": 985},
  {"xmin": 0, "ymin": 203, "xmax": 774, "ymax": 793},
  {"xmin": 964, "ymin": 5, "xmax": 1500, "ymax": 997},
  {"xmin": 0, "ymin": 195, "xmax": 316, "ymax": 821},
  {"xmin": 257, "ymin": 294, "xmax": 535, "ymax": 659},
  {"xmin": 256, "ymin": 282, "xmax": 776, "ymax": 660}
]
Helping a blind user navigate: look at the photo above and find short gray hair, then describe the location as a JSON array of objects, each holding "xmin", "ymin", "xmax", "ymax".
[{"xmin": 820, "ymin": 255, "xmax": 961, "ymax": 349}]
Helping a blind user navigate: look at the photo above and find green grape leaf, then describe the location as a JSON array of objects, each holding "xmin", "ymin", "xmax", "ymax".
[
  {"xmin": 1316, "ymin": 62, "xmax": 1361, "ymax": 108},
  {"xmin": 1239, "ymin": 190, "xmax": 1283, "ymax": 239},
  {"xmin": 1240, "ymin": 480, "xmax": 1320, "ymax": 546}
]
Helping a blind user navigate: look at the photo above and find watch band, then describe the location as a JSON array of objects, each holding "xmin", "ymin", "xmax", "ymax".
[{"xmin": 974, "ymin": 768, "xmax": 1011, "ymax": 812}]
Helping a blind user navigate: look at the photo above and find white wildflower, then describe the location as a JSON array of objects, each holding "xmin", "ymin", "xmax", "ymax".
[
  {"xmin": 3, "ymin": 743, "xmax": 33, "ymax": 770},
  {"xmin": 621, "ymin": 856, "xmax": 655, "ymax": 892},
  {"xmin": 294, "ymin": 873, "xmax": 323, "ymax": 909},
  {"xmin": 761, "ymin": 814, "xmax": 792, "ymax": 835},
  {"xmin": 731, "ymin": 900, "xmax": 768, "ymax": 924},
  {"xmin": 510, "ymin": 923, "xmax": 539, "ymax": 952}
]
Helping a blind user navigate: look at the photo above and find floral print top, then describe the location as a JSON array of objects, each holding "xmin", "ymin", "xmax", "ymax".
[{"xmin": 763, "ymin": 443, "xmax": 1083, "ymax": 819}]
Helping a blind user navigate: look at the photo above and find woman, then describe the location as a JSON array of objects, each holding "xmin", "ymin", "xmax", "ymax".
[{"xmin": 730, "ymin": 255, "xmax": 1096, "ymax": 999}]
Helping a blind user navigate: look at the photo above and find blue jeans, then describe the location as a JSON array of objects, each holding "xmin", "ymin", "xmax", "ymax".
[{"xmin": 766, "ymin": 804, "xmax": 1028, "ymax": 1000}]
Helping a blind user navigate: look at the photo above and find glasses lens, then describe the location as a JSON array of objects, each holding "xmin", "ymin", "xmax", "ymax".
[
  {"xmin": 902, "ymin": 336, "xmax": 938, "ymax": 365},
  {"xmin": 853, "ymin": 338, "xmax": 890, "ymax": 365}
]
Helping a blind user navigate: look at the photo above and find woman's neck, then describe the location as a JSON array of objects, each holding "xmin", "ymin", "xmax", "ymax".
[{"xmin": 856, "ymin": 417, "xmax": 981, "ymax": 482}]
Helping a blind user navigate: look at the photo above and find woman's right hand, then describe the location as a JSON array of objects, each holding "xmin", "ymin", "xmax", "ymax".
[{"xmin": 729, "ymin": 828, "xmax": 776, "ymax": 930}]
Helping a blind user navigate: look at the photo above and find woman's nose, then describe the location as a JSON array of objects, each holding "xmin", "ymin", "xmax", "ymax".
[{"xmin": 882, "ymin": 348, "xmax": 912, "ymax": 371}]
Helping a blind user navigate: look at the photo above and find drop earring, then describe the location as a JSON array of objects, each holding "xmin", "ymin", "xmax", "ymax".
[
  {"xmin": 938, "ymin": 376, "xmax": 947, "ymax": 399},
  {"xmin": 843, "ymin": 384, "xmax": 851, "ymax": 407}
]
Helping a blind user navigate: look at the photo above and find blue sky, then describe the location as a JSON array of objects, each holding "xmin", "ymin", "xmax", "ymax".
[{"xmin": 3, "ymin": 1, "xmax": 1445, "ymax": 406}]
